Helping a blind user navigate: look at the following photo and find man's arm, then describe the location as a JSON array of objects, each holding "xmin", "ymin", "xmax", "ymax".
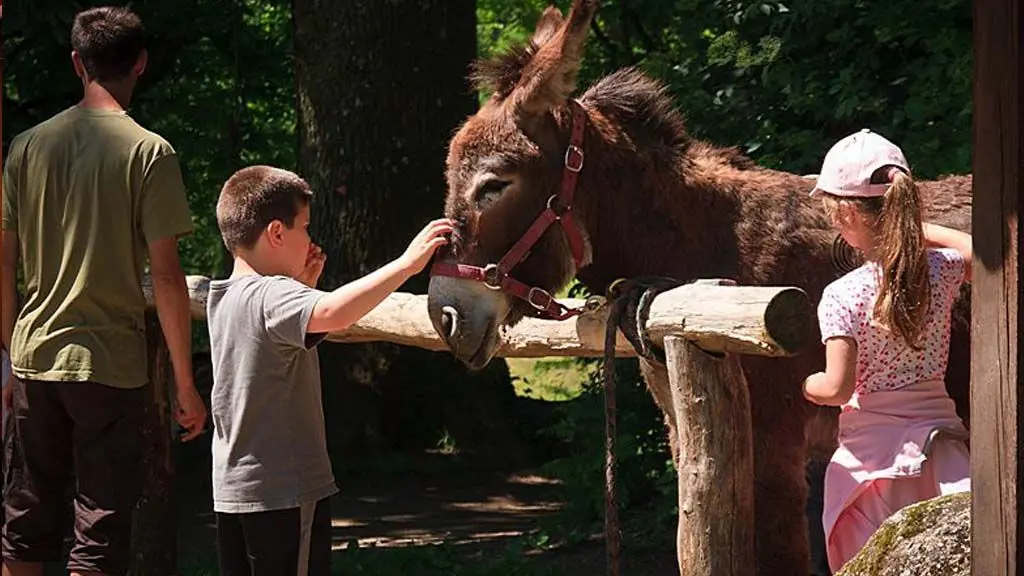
[
  {"xmin": 148, "ymin": 236, "xmax": 206, "ymax": 440},
  {"xmin": 147, "ymin": 237, "xmax": 193, "ymax": 386},
  {"xmin": 2, "ymin": 230, "xmax": 17, "ymax": 353}
]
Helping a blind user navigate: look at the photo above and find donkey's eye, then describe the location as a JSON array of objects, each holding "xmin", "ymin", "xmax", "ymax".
[{"xmin": 474, "ymin": 179, "xmax": 512, "ymax": 209}]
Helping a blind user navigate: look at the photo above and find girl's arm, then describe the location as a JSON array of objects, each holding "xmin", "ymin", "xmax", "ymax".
[
  {"xmin": 802, "ymin": 336, "xmax": 858, "ymax": 406},
  {"xmin": 923, "ymin": 222, "xmax": 973, "ymax": 282}
]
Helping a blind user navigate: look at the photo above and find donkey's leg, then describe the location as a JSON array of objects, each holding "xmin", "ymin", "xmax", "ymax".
[
  {"xmin": 804, "ymin": 405, "xmax": 839, "ymax": 576},
  {"xmin": 744, "ymin": 357, "xmax": 812, "ymax": 576},
  {"xmin": 639, "ymin": 358, "xmax": 680, "ymax": 467}
]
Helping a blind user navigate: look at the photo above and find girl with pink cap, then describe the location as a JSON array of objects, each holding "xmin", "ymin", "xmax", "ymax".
[{"xmin": 802, "ymin": 129, "xmax": 973, "ymax": 571}]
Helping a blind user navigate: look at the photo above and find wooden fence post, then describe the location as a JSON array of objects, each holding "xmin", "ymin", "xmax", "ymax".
[
  {"xmin": 664, "ymin": 335, "xmax": 755, "ymax": 576},
  {"xmin": 971, "ymin": 0, "xmax": 1022, "ymax": 572},
  {"xmin": 130, "ymin": 312, "xmax": 177, "ymax": 575}
]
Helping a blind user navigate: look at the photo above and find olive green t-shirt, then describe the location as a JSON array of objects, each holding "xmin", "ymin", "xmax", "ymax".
[{"xmin": 1, "ymin": 105, "xmax": 194, "ymax": 388}]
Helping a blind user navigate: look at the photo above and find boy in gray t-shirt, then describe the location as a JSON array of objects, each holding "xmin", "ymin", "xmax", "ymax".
[{"xmin": 207, "ymin": 165, "xmax": 452, "ymax": 575}]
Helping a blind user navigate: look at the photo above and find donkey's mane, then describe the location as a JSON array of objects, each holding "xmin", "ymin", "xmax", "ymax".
[
  {"xmin": 582, "ymin": 68, "xmax": 690, "ymax": 150},
  {"xmin": 581, "ymin": 67, "xmax": 758, "ymax": 173}
]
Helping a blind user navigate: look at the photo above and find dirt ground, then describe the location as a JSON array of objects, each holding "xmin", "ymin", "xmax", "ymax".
[{"xmin": 176, "ymin": 453, "xmax": 678, "ymax": 575}]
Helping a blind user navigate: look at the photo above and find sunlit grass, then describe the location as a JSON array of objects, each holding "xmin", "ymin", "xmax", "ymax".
[{"xmin": 507, "ymin": 357, "xmax": 589, "ymax": 402}]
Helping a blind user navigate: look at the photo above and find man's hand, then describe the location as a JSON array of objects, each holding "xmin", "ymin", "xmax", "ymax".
[
  {"xmin": 298, "ymin": 243, "xmax": 327, "ymax": 288},
  {"xmin": 175, "ymin": 384, "xmax": 207, "ymax": 442},
  {"xmin": 399, "ymin": 218, "xmax": 453, "ymax": 274}
]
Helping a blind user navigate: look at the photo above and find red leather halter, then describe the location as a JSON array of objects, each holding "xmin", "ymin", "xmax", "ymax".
[{"xmin": 430, "ymin": 99, "xmax": 589, "ymax": 321}]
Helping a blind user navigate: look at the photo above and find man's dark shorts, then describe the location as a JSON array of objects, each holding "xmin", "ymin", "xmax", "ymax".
[{"xmin": 2, "ymin": 378, "xmax": 148, "ymax": 575}]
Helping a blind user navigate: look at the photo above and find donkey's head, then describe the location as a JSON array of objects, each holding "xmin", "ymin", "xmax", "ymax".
[{"xmin": 427, "ymin": 0, "xmax": 599, "ymax": 369}]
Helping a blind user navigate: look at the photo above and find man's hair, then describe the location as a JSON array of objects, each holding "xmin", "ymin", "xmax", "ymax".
[
  {"xmin": 216, "ymin": 166, "xmax": 314, "ymax": 252},
  {"xmin": 71, "ymin": 6, "xmax": 147, "ymax": 82}
]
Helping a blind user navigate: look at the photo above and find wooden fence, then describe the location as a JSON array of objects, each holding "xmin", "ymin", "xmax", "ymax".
[{"xmin": 134, "ymin": 276, "xmax": 813, "ymax": 576}]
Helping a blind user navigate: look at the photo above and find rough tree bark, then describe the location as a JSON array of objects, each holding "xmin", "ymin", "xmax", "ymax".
[{"xmin": 292, "ymin": 0, "xmax": 528, "ymax": 463}]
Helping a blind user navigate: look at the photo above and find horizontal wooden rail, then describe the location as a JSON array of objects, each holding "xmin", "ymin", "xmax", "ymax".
[{"xmin": 143, "ymin": 276, "xmax": 814, "ymax": 358}]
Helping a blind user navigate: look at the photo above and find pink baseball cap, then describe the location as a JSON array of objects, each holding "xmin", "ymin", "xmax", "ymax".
[{"xmin": 810, "ymin": 129, "xmax": 910, "ymax": 198}]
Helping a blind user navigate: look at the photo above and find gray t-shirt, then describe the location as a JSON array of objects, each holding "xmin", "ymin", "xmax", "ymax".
[{"xmin": 207, "ymin": 274, "xmax": 338, "ymax": 513}]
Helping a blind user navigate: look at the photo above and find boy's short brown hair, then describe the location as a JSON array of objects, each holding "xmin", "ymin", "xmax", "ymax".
[
  {"xmin": 71, "ymin": 6, "xmax": 147, "ymax": 82},
  {"xmin": 216, "ymin": 166, "xmax": 313, "ymax": 252}
]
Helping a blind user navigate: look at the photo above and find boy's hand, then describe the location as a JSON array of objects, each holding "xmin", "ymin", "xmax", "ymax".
[
  {"xmin": 400, "ymin": 218, "xmax": 454, "ymax": 274},
  {"xmin": 299, "ymin": 243, "xmax": 327, "ymax": 288}
]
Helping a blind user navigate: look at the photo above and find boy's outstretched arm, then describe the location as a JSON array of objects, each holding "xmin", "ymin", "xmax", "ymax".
[
  {"xmin": 307, "ymin": 218, "xmax": 453, "ymax": 334},
  {"xmin": 923, "ymin": 222, "xmax": 973, "ymax": 282}
]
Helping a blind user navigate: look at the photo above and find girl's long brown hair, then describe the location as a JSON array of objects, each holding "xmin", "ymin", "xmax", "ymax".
[
  {"xmin": 826, "ymin": 169, "xmax": 931, "ymax": 347},
  {"xmin": 874, "ymin": 170, "xmax": 931, "ymax": 347}
]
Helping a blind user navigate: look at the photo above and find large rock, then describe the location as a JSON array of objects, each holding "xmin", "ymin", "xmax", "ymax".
[{"xmin": 838, "ymin": 492, "xmax": 971, "ymax": 576}]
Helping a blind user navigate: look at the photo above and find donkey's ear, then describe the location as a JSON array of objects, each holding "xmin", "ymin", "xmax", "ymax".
[
  {"xmin": 531, "ymin": 6, "xmax": 564, "ymax": 47},
  {"xmin": 511, "ymin": 0, "xmax": 599, "ymax": 117}
]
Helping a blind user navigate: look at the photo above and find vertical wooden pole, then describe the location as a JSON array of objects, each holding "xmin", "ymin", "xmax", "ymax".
[
  {"xmin": 130, "ymin": 312, "xmax": 177, "ymax": 575},
  {"xmin": 664, "ymin": 336, "xmax": 755, "ymax": 575},
  {"xmin": 0, "ymin": 0, "xmax": 6, "ymax": 527},
  {"xmin": 971, "ymin": 0, "xmax": 1023, "ymax": 573}
]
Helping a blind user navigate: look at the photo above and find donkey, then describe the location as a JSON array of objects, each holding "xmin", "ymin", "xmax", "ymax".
[{"xmin": 425, "ymin": 1, "xmax": 973, "ymax": 573}]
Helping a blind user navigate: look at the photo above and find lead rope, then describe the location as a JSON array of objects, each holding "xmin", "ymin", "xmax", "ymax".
[
  {"xmin": 600, "ymin": 276, "xmax": 685, "ymax": 576},
  {"xmin": 602, "ymin": 293, "xmax": 627, "ymax": 576}
]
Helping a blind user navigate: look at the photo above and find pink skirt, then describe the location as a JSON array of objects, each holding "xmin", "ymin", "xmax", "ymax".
[{"xmin": 823, "ymin": 379, "xmax": 970, "ymax": 572}]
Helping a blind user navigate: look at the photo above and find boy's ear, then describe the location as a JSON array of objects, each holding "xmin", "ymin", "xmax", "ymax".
[{"xmin": 266, "ymin": 220, "xmax": 285, "ymax": 247}]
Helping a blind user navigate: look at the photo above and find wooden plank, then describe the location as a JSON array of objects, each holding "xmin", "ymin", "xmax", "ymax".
[
  {"xmin": 664, "ymin": 336, "xmax": 754, "ymax": 575},
  {"xmin": 970, "ymin": 0, "xmax": 1023, "ymax": 573},
  {"xmin": 144, "ymin": 277, "xmax": 813, "ymax": 358}
]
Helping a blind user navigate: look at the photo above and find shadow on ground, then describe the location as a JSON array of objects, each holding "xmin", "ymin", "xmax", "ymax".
[{"xmin": 175, "ymin": 450, "xmax": 678, "ymax": 575}]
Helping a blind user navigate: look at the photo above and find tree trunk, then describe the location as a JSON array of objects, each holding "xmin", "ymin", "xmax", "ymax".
[
  {"xmin": 129, "ymin": 313, "xmax": 176, "ymax": 575},
  {"xmin": 292, "ymin": 0, "xmax": 528, "ymax": 465}
]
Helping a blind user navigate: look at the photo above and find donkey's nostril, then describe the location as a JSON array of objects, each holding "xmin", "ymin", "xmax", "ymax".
[{"xmin": 441, "ymin": 306, "xmax": 460, "ymax": 342}]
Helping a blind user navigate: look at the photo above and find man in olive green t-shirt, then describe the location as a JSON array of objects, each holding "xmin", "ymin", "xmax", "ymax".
[{"xmin": 0, "ymin": 7, "xmax": 207, "ymax": 576}]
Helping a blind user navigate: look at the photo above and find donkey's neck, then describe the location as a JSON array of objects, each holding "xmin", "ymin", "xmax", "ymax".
[{"xmin": 572, "ymin": 146, "xmax": 744, "ymax": 294}]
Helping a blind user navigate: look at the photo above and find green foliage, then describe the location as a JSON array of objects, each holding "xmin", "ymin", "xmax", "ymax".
[
  {"xmin": 477, "ymin": 0, "xmax": 553, "ymax": 59},
  {"xmin": 532, "ymin": 357, "xmax": 677, "ymax": 547},
  {"xmin": 508, "ymin": 357, "xmax": 588, "ymax": 401},
  {"xmin": 3, "ymin": 0, "xmax": 296, "ymax": 280},
  {"xmin": 477, "ymin": 0, "xmax": 970, "ymax": 177}
]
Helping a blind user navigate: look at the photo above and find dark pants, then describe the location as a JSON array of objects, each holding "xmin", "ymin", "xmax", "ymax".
[
  {"xmin": 2, "ymin": 379, "xmax": 147, "ymax": 576},
  {"xmin": 216, "ymin": 497, "xmax": 332, "ymax": 576}
]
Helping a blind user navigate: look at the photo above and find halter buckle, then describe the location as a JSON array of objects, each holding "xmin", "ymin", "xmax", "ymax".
[
  {"xmin": 527, "ymin": 287, "xmax": 555, "ymax": 311},
  {"xmin": 565, "ymin": 145, "xmax": 584, "ymax": 173}
]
